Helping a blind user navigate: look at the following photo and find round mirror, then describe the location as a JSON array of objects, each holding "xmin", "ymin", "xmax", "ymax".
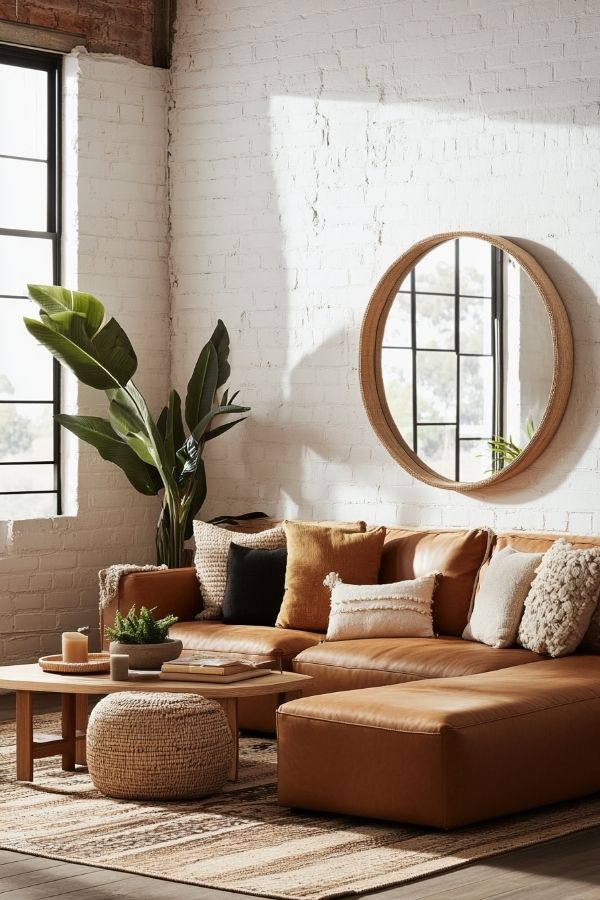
[{"xmin": 360, "ymin": 232, "xmax": 573, "ymax": 491}]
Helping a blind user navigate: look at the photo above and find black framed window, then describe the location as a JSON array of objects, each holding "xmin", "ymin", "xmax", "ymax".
[
  {"xmin": 382, "ymin": 238, "xmax": 504, "ymax": 482},
  {"xmin": 0, "ymin": 46, "xmax": 61, "ymax": 518}
]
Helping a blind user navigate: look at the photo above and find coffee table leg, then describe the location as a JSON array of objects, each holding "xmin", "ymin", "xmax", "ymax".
[
  {"xmin": 16, "ymin": 690, "xmax": 33, "ymax": 782},
  {"xmin": 61, "ymin": 694, "xmax": 76, "ymax": 771},
  {"xmin": 221, "ymin": 698, "xmax": 239, "ymax": 781},
  {"xmin": 75, "ymin": 694, "xmax": 88, "ymax": 766}
]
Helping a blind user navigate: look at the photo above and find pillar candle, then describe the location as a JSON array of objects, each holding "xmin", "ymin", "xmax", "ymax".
[
  {"xmin": 62, "ymin": 631, "xmax": 88, "ymax": 663},
  {"xmin": 110, "ymin": 654, "xmax": 129, "ymax": 681}
]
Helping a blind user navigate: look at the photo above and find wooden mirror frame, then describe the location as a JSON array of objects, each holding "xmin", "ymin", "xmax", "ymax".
[{"xmin": 359, "ymin": 232, "xmax": 574, "ymax": 492}]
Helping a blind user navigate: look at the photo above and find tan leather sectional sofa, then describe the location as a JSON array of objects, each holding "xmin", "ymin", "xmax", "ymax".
[{"xmin": 100, "ymin": 522, "xmax": 600, "ymax": 828}]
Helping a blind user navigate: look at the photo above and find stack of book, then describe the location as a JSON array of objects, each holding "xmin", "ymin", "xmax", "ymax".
[{"xmin": 160, "ymin": 655, "xmax": 274, "ymax": 683}]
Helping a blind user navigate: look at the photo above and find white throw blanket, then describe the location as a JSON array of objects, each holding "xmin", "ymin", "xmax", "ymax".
[{"xmin": 98, "ymin": 564, "xmax": 167, "ymax": 610}]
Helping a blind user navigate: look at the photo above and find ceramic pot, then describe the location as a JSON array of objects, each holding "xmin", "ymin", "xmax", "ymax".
[{"xmin": 108, "ymin": 638, "xmax": 183, "ymax": 671}]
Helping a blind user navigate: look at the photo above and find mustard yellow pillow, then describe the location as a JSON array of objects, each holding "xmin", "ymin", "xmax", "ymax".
[{"xmin": 276, "ymin": 521, "xmax": 386, "ymax": 632}]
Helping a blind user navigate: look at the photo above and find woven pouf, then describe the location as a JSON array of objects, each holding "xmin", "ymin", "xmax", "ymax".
[{"xmin": 86, "ymin": 692, "xmax": 234, "ymax": 800}]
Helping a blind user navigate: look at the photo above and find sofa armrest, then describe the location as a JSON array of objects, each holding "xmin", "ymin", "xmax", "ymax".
[{"xmin": 100, "ymin": 567, "xmax": 201, "ymax": 650}]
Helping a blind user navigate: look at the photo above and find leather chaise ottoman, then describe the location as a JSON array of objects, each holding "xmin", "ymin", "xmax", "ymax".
[{"xmin": 277, "ymin": 655, "xmax": 600, "ymax": 828}]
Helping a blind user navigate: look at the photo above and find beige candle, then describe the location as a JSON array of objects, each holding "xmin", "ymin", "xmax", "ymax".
[
  {"xmin": 62, "ymin": 631, "xmax": 88, "ymax": 663},
  {"xmin": 110, "ymin": 654, "xmax": 129, "ymax": 681}
]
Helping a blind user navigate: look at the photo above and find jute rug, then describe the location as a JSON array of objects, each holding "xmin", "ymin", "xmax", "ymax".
[{"xmin": 1, "ymin": 713, "xmax": 600, "ymax": 899}]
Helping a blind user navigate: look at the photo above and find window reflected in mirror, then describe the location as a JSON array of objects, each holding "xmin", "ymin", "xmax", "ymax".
[{"xmin": 380, "ymin": 237, "xmax": 554, "ymax": 483}]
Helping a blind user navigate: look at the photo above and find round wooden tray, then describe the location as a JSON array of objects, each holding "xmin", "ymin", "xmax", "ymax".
[{"xmin": 38, "ymin": 653, "xmax": 111, "ymax": 675}]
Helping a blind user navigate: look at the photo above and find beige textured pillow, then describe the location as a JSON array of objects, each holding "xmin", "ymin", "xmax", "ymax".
[
  {"xmin": 193, "ymin": 521, "xmax": 286, "ymax": 620},
  {"xmin": 518, "ymin": 540, "xmax": 600, "ymax": 657},
  {"xmin": 463, "ymin": 546, "xmax": 542, "ymax": 649},
  {"xmin": 276, "ymin": 522, "xmax": 386, "ymax": 633},
  {"xmin": 324, "ymin": 572, "xmax": 437, "ymax": 642}
]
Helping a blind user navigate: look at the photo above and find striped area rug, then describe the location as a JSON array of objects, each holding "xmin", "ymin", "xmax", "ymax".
[{"xmin": 1, "ymin": 713, "xmax": 600, "ymax": 899}]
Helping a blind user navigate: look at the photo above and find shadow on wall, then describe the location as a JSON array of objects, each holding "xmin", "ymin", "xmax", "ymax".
[
  {"xmin": 241, "ymin": 328, "xmax": 375, "ymax": 518},
  {"xmin": 170, "ymin": 0, "xmax": 599, "ymax": 524}
]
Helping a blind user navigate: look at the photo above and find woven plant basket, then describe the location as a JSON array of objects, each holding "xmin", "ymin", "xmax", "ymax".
[{"xmin": 86, "ymin": 692, "xmax": 233, "ymax": 800}]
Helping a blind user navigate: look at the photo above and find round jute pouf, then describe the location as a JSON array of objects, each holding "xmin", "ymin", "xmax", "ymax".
[{"xmin": 86, "ymin": 692, "xmax": 234, "ymax": 800}]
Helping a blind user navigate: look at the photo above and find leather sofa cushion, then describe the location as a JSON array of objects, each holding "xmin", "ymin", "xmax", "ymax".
[
  {"xmin": 379, "ymin": 527, "xmax": 492, "ymax": 636},
  {"xmin": 494, "ymin": 530, "xmax": 600, "ymax": 554},
  {"xmin": 277, "ymin": 656, "xmax": 600, "ymax": 827},
  {"xmin": 293, "ymin": 635, "xmax": 542, "ymax": 694},
  {"xmin": 168, "ymin": 620, "xmax": 323, "ymax": 670}
]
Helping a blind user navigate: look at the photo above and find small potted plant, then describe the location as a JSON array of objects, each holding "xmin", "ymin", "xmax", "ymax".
[{"xmin": 104, "ymin": 606, "xmax": 182, "ymax": 670}]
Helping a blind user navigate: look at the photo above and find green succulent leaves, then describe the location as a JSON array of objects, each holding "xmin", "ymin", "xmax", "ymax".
[{"xmin": 25, "ymin": 286, "xmax": 249, "ymax": 566}]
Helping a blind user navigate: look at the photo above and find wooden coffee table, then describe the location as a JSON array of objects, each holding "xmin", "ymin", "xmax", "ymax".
[{"xmin": 0, "ymin": 664, "xmax": 313, "ymax": 782}]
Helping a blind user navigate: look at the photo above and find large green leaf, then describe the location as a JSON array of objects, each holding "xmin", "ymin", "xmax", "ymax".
[
  {"xmin": 191, "ymin": 402, "xmax": 249, "ymax": 443},
  {"xmin": 109, "ymin": 384, "xmax": 178, "ymax": 498},
  {"xmin": 28, "ymin": 284, "xmax": 105, "ymax": 337},
  {"xmin": 24, "ymin": 316, "xmax": 124, "ymax": 390},
  {"xmin": 184, "ymin": 342, "xmax": 218, "ymax": 432},
  {"xmin": 55, "ymin": 414, "xmax": 161, "ymax": 495},
  {"xmin": 92, "ymin": 318, "xmax": 137, "ymax": 385},
  {"xmin": 108, "ymin": 392, "xmax": 157, "ymax": 467},
  {"xmin": 165, "ymin": 390, "xmax": 185, "ymax": 469},
  {"xmin": 209, "ymin": 319, "xmax": 231, "ymax": 388},
  {"xmin": 204, "ymin": 416, "xmax": 247, "ymax": 441}
]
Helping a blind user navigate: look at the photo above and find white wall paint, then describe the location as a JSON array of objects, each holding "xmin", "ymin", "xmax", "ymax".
[
  {"xmin": 169, "ymin": 0, "xmax": 600, "ymax": 535},
  {"xmin": 0, "ymin": 51, "xmax": 170, "ymax": 660}
]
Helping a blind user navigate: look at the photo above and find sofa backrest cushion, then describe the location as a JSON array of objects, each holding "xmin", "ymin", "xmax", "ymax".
[{"xmin": 379, "ymin": 527, "xmax": 493, "ymax": 636}]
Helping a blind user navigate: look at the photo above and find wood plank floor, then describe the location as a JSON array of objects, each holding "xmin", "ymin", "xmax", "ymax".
[{"xmin": 0, "ymin": 826, "xmax": 599, "ymax": 899}]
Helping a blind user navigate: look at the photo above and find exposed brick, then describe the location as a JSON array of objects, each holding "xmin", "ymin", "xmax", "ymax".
[
  {"xmin": 0, "ymin": 0, "xmax": 153, "ymax": 65},
  {"xmin": 168, "ymin": 0, "xmax": 600, "ymax": 539}
]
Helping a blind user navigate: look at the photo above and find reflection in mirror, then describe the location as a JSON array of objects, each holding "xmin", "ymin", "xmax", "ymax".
[{"xmin": 381, "ymin": 237, "xmax": 554, "ymax": 483}]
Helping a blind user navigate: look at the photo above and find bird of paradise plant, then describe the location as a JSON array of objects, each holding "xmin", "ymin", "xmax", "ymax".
[{"xmin": 24, "ymin": 284, "xmax": 248, "ymax": 567}]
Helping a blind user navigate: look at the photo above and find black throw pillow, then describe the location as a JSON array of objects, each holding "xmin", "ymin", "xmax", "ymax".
[{"xmin": 222, "ymin": 542, "xmax": 288, "ymax": 626}]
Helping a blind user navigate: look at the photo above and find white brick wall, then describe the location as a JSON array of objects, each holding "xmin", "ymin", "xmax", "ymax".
[
  {"xmin": 169, "ymin": 0, "xmax": 600, "ymax": 534},
  {"xmin": 0, "ymin": 51, "xmax": 170, "ymax": 661}
]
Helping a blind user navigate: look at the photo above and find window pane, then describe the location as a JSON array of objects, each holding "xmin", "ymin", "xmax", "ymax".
[
  {"xmin": 381, "ymin": 348, "xmax": 413, "ymax": 448},
  {"xmin": 460, "ymin": 356, "xmax": 494, "ymax": 438},
  {"xmin": 0, "ymin": 158, "xmax": 47, "ymax": 230},
  {"xmin": 416, "ymin": 350, "xmax": 456, "ymax": 423},
  {"xmin": 0, "ymin": 235, "xmax": 53, "ymax": 295},
  {"xmin": 0, "ymin": 299, "xmax": 53, "ymax": 399},
  {"xmin": 460, "ymin": 439, "xmax": 492, "ymax": 482},
  {"xmin": 383, "ymin": 291, "xmax": 411, "ymax": 348},
  {"xmin": 414, "ymin": 240, "xmax": 455, "ymax": 294},
  {"xmin": 0, "ymin": 403, "xmax": 53, "ymax": 462},
  {"xmin": 460, "ymin": 295, "xmax": 491, "ymax": 355},
  {"xmin": 0, "ymin": 463, "xmax": 54, "ymax": 492},
  {"xmin": 417, "ymin": 425, "xmax": 455, "ymax": 479},
  {"xmin": 416, "ymin": 294, "xmax": 455, "ymax": 350},
  {"xmin": 0, "ymin": 63, "xmax": 47, "ymax": 159},
  {"xmin": 459, "ymin": 237, "xmax": 492, "ymax": 296},
  {"xmin": 0, "ymin": 493, "xmax": 56, "ymax": 519}
]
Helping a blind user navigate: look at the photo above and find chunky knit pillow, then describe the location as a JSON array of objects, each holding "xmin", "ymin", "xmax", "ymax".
[
  {"xmin": 518, "ymin": 540, "xmax": 600, "ymax": 657},
  {"xmin": 193, "ymin": 521, "xmax": 286, "ymax": 620},
  {"xmin": 324, "ymin": 572, "xmax": 437, "ymax": 642}
]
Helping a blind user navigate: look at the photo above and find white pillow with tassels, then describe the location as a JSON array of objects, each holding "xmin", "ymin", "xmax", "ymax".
[{"xmin": 323, "ymin": 572, "xmax": 438, "ymax": 642}]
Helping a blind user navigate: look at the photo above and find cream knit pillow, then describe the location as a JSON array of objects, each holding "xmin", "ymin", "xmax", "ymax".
[
  {"xmin": 518, "ymin": 540, "xmax": 600, "ymax": 657},
  {"xmin": 193, "ymin": 521, "xmax": 286, "ymax": 620},
  {"xmin": 324, "ymin": 572, "xmax": 437, "ymax": 642},
  {"xmin": 463, "ymin": 546, "xmax": 543, "ymax": 649}
]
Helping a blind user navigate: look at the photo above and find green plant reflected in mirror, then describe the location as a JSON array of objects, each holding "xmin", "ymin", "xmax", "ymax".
[{"xmin": 360, "ymin": 233, "xmax": 574, "ymax": 492}]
